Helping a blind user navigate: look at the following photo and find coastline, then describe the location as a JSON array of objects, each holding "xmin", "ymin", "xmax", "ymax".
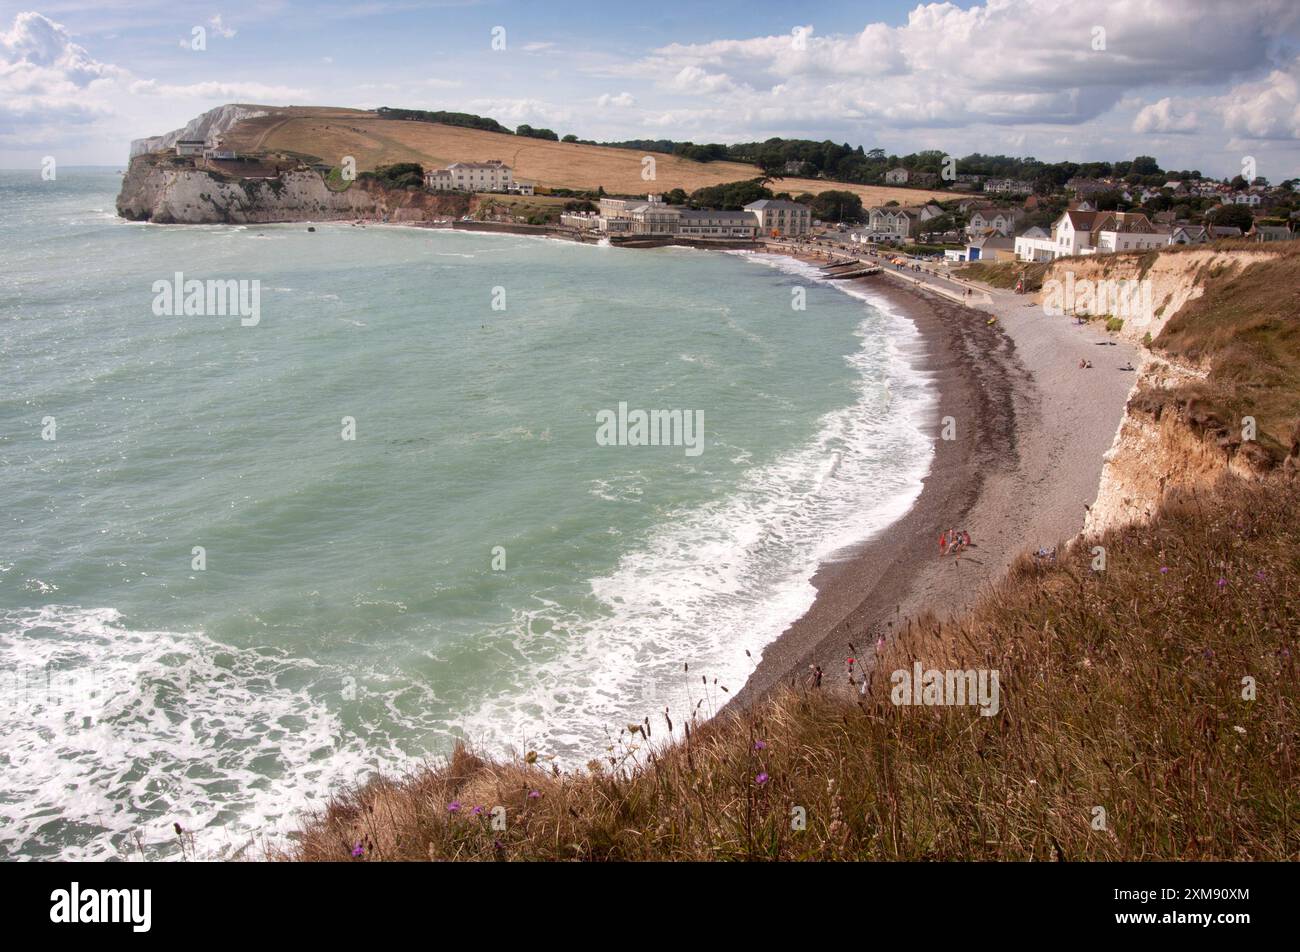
[{"xmin": 729, "ymin": 257, "xmax": 1142, "ymax": 708}]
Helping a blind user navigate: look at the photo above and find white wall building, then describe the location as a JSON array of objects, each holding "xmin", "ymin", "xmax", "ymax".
[
  {"xmin": 966, "ymin": 207, "xmax": 1021, "ymax": 238},
  {"xmin": 425, "ymin": 160, "xmax": 514, "ymax": 192},
  {"xmin": 744, "ymin": 199, "xmax": 812, "ymax": 236},
  {"xmin": 1013, "ymin": 226, "xmax": 1056, "ymax": 262}
]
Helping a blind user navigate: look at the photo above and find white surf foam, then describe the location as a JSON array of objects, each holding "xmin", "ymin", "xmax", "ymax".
[
  {"xmin": 459, "ymin": 254, "xmax": 936, "ymax": 760},
  {"xmin": 0, "ymin": 606, "xmax": 401, "ymax": 860}
]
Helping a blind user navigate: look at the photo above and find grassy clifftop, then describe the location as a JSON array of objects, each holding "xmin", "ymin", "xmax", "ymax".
[{"xmin": 208, "ymin": 104, "xmax": 949, "ymax": 204}]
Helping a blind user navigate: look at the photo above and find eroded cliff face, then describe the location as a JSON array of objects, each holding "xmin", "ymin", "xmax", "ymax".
[
  {"xmin": 116, "ymin": 158, "xmax": 472, "ymax": 224},
  {"xmin": 1080, "ymin": 248, "xmax": 1287, "ymax": 537},
  {"xmin": 1039, "ymin": 248, "xmax": 1275, "ymax": 345},
  {"xmin": 1082, "ymin": 356, "xmax": 1275, "ymax": 534}
]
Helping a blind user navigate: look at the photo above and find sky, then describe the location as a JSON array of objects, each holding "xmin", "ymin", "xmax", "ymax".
[{"xmin": 2, "ymin": 0, "xmax": 1298, "ymax": 179}]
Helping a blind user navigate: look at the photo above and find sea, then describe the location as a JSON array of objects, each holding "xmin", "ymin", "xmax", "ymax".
[{"xmin": 0, "ymin": 169, "xmax": 934, "ymax": 859}]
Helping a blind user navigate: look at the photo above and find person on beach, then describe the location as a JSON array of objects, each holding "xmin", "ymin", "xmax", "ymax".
[{"xmin": 939, "ymin": 529, "xmax": 948, "ymax": 554}]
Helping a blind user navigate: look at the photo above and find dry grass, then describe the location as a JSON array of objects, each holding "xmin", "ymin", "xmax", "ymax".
[
  {"xmin": 287, "ymin": 476, "xmax": 1298, "ymax": 862},
  {"xmin": 955, "ymin": 260, "xmax": 1051, "ymax": 291},
  {"xmin": 219, "ymin": 106, "xmax": 950, "ymax": 205},
  {"xmin": 1153, "ymin": 242, "xmax": 1300, "ymax": 458}
]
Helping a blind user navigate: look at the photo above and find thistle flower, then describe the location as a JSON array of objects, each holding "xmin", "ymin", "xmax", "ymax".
[
  {"xmin": 753, "ymin": 740, "xmax": 767, "ymax": 751},
  {"xmin": 447, "ymin": 801, "xmax": 461, "ymax": 813},
  {"xmin": 528, "ymin": 790, "xmax": 540, "ymax": 799},
  {"xmin": 472, "ymin": 805, "xmax": 484, "ymax": 816},
  {"xmin": 755, "ymin": 772, "xmax": 769, "ymax": 785},
  {"xmin": 351, "ymin": 843, "xmax": 364, "ymax": 857},
  {"xmin": 1160, "ymin": 566, "xmax": 1169, "ymax": 574}
]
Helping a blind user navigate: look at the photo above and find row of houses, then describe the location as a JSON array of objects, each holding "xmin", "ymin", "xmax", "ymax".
[
  {"xmin": 1011, "ymin": 209, "xmax": 1291, "ymax": 263},
  {"xmin": 561, "ymin": 195, "xmax": 812, "ymax": 239}
]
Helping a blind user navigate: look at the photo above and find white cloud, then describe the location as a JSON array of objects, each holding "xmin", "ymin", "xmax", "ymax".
[
  {"xmin": 0, "ymin": 12, "xmax": 123, "ymax": 135},
  {"xmin": 1133, "ymin": 97, "xmax": 1199, "ymax": 134},
  {"xmin": 626, "ymin": 0, "xmax": 1298, "ymax": 130},
  {"xmin": 596, "ymin": 91, "xmax": 634, "ymax": 108},
  {"xmin": 1219, "ymin": 56, "xmax": 1300, "ymax": 140},
  {"xmin": 128, "ymin": 79, "xmax": 307, "ymax": 100},
  {"xmin": 209, "ymin": 15, "xmax": 238, "ymax": 39},
  {"xmin": 463, "ymin": 97, "xmax": 573, "ymax": 127}
]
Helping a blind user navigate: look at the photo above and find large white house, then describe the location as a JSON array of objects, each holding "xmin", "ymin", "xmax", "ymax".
[
  {"xmin": 1015, "ymin": 209, "xmax": 1169, "ymax": 261},
  {"xmin": 425, "ymin": 160, "xmax": 515, "ymax": 192},
  {"xmin": 864, "ymin": 203, "xmax": 943, "ymax": 240},
  {"xmin": 966, "ymin": 206, "xmax": 1022, "ymax": 238},
  {"xmin": 744, "ymin": 199, "xmax": 812, "ymax": 236}
]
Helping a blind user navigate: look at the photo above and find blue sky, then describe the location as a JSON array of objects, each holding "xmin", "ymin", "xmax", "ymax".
[{"xmin": 3, "ymin": 0, "xmax": 1298, "ymax": 178}]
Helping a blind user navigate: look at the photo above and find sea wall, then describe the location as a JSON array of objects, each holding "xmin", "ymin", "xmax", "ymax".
[{"xmin": 116, "ymin": 159, "xmax": 473, "ymax": 224}]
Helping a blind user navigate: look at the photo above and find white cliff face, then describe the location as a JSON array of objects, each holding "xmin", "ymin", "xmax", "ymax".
[
  {"xmin": 118, "ymin": 166, "xmax": 380, "ymax": 223},
  {"xmin": 116, "ymin": 160, "xmax": 474, "ymax": 224},
  {"xmin": 129, "ymin": 104, "xmax": 270, "ymax": 158}
]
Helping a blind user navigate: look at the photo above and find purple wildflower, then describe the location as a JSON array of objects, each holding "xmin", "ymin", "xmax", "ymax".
[
  {"xmin": 447, "ymin": 800, "xmax": 461, "ymax": 813},
  {"xmin": 1160, "ymin": 566, "xmax": 1169, "ymax": 574},
  {"xmin": 527, "ymin": 790, "xmax": 540, "ymax": 799},
  {"xmin": 351, "ymin": 843, "xmax": 364, "ymax": 857},
  {"xmin": 472, "ymin": 805, "xmax": 484, "ymax": 816},
  {"xmin": 753, "ymin": 740, "xmax": 767, "ymax": 751},
  {"xmin": 755, "ymin": 772, "xmax": 769, "ymax": 785},
  {"xmin": 1217, "ymin": 577, "xmax": 1227, "ymax": 589}
]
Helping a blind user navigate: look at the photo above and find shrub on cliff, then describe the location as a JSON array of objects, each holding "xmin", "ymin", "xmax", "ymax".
[{"xmin": 358, "ymin": 163, "xmax": 425, "ymax": 189}]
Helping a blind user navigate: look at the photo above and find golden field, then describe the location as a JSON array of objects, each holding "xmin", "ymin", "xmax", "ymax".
[{"xmin": 221, "ymin": 105, "xmax": 950, "ymax": 204}]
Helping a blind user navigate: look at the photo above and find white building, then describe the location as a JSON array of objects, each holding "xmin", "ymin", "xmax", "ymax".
[
  {"xmin": 966, "ymin": 207, "xmax": 1021, "ymax": 238},
  {"xmin": 425, "ymin": 160, "xmax": 514, "ymax": 192},
  {"xmin": 1013, "ymin": 226, "xmax": 1056, "ymax": 262},
  {"xmin": 865, "ymin": 203, "xmax": 942, "ymax": 241},
  {"xmin": 983, "ymin": 178, "xmax": 1033, "ymax": 195},
  {"xmin": 884, "ymin": 167, "xmax": 910, "ymax": 185},
  {"xmin": 1015, "ymin": 211, "xmax": 1170, "ymax": 261},
  {"xmin": 175, "ymin": 140, "xmax": 206, "ymax": 157},
  {"xmin": 677, "ymin": 209, "xmax": 758, "ymax": 238},
  {"xmin": 744, "ymin": 199, "xmax": 812, "ymax": 236}
]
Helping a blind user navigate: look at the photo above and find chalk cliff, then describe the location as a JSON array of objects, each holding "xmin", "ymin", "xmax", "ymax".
[
  {"xmin": 116, "ymin": 158, "xmax": 472, "ymax": 224},
  {"xmin": 129, "ymin": 104, "xmax": 270, "ymax": 158}
]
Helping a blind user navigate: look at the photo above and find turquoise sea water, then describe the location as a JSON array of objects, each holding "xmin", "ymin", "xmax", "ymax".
[{"xmin": 0, "ymin": 170, "xmax": 933, "ymax": 858}]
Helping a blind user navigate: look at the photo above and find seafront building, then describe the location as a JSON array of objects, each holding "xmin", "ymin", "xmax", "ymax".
[
  {"xmin": 424, "ymin": 160, "xmax": 534, "ymax": 195},
  {"xmin": 562, "ymin": 194, "xmax": 807, "ymax": 241},
  {"xmin": 743, "ymin": 199, "xmax": 812, "ymax": 237}
]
